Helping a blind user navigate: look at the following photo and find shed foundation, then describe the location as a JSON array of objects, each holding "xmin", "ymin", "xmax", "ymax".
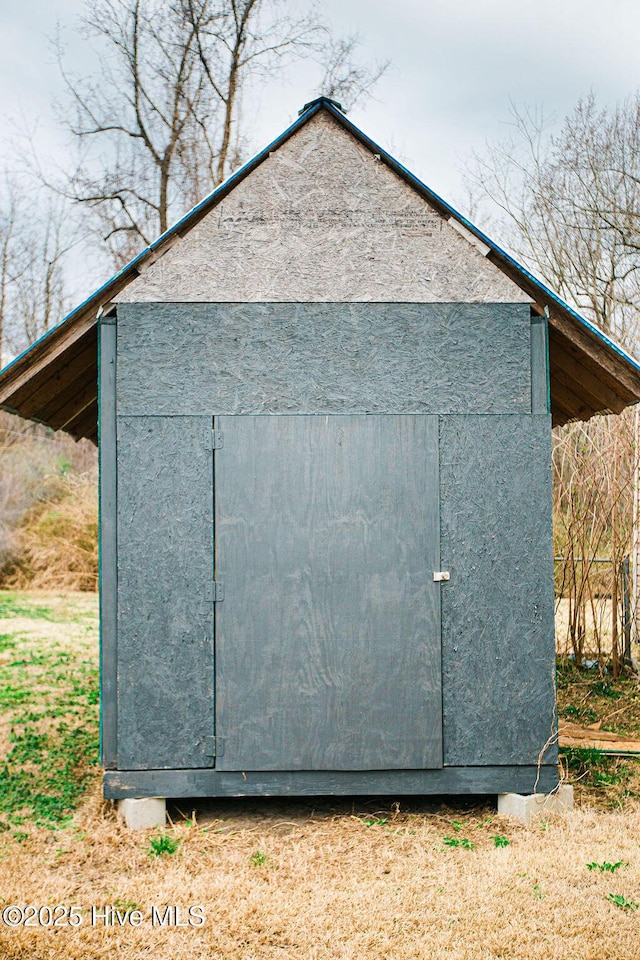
[
  {"xmin": 498, "ymin": 785, "xmax": 574, "ymax": 825},
  {"xmin": 117, "ymin": 797, "xmax": 166, "ymax": 829}
]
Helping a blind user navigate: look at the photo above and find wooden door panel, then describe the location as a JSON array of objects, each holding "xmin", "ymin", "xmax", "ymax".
[{"xmin": 214, "ymin": 415, "xmax": 442, "ymax": 771}]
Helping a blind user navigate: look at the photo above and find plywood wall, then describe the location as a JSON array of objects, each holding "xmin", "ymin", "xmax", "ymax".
[
  {"xmin": 118, "ymin": 112, "xmax": 529, "ymax": 304},
  {"xmin": 116, "ymin": 302, "xmax": 532, "ymax": 416}
]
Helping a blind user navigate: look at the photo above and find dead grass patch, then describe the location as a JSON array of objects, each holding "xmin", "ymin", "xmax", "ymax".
[
  {"xmin": 0, "ymin": 472, "xmax": 98, "ymax": 591},
  {"xmin": 1, "ymin": 792, "xmax": 639, "ymax": 959}
]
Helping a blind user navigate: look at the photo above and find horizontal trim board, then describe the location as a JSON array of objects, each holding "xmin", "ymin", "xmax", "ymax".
[
  {"xmin": 103, "ymin": 765, "xmax": 558, "ymax": 799},
  {"xmin": 112, "ymin": 412, "xmax": 552, "ymax": 419}
]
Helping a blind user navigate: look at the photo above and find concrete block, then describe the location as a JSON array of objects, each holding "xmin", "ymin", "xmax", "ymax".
[
  {"xmin": 498, "ymin": 785, "xmax": 574, "ymax": 825},
  {"xmin": 117, "ymin": 797, "xmax": 166, "ymax": 829}
]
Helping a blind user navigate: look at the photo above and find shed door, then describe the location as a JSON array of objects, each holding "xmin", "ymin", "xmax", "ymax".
[{"xmin": 214, "ymin": 415, "xmax": 442, "ymax": 771}]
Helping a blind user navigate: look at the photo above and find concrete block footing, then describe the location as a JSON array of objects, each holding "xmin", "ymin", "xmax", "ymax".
[
  {"xmin": 117, "ymin": 797, "xmax": 167, "ymax": 829},
  {"xmin": 498, "ymin": 785, "xmax": 574, "ymax": 825}
]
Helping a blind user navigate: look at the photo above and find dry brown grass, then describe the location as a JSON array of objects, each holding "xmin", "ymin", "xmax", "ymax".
[
  {"xmin": 1, "ymin": 593, "xmax": 640, "ymax": 959},
  {"xmin": 1, "ymin": 793, "xmax": 640, "ymax": 959},
  {"xmin": 0, "ymin": 471, "xmax": 98, "ymax": 591},
  {"xmin": 0, "ymin": 412, "xmax": 98, "ymax": 591}
]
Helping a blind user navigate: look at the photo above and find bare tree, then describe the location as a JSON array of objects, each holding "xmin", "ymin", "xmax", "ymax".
[
  {"xmin": 553, "ymin": 411, "xmax": 637, "ymax": 676},
  {"xmin": 316, "ymin": 33, "xmax": 388, "ymax": 112},
  {"xmin": 11, "ymin": 197, "xmax": 70, "ymax": 351},
  {"xmin": 466, "ymin": 94, "xmax": 640, "ymax": 348},
  {"xmin": 467, "ymin": 94, "xmax": 640, "ymax": 673},
  {"xmin": 0, "ymin": 178, "xmax": 72, "ymax": 364},
  {"xmin": 0, "ymin": 182, "xmax": 21, "ymax": 366},
  {"xmin": 54, "ymin": 0, "xmax": 388, "ymax": 267}
]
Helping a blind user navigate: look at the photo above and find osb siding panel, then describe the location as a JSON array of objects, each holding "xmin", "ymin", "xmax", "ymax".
[
  {"xmin": 116, "ymin": 416, "xmax": 214, "ymax": 770},
  {"xmin": 440, "ymin": 415, "xmax": 557, "ymax": 767},
  {"xmin": 116, "ymin": 302, "xmax": 531, "ymax": 416},
  {"xmin": 117, "ymin": 112, "xmax": 528, "ymax": 304}
]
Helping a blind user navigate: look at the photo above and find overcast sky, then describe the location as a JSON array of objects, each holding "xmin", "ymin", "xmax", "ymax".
[{"xmin": 1, "ymin": 0, "xmax": 640, "ymax": 283}]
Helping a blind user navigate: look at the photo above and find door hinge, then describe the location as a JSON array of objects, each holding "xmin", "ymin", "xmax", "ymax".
[
  {"xmin": 204, "ymin": 426, "xmax": 224, "ymax": 449},
  {"xmin": 206, "ymin": 581, "xmax": 225, "ymax": 602},
  {"xmin": 433, "ymin": 571, "xmax": 450, "ymax": 582},
  {"xmin": 204, "ymin": 736, "xmax": 225, "ymax": 758}
]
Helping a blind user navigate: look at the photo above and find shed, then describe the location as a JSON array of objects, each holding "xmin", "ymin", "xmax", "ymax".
[{"xmin": 2, "ymin": 97, "xmax": 640, "ymax": 804}]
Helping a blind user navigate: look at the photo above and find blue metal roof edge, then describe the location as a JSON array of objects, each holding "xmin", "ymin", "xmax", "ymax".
[{"xmin": 3, "ymin": 95, "xmax": 639, "ymax": 382}]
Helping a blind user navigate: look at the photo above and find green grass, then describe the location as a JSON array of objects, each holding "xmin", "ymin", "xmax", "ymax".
[
  {"xmin": 559, "ymin": 746, "xmax": 631, "ymax": 791},
  {"xmin": 0, "ymin": 592, "xmax": 97, "ymax": 625},
  {"xmin": 557, "ymin": 657, "xmax": 640, "ymax": 737},
  {"xmin": 0, "ymin": 592, "xmax": 99, "ymax": 832},
  {"xmin": 0, "ymin": 593, "xmax": 56, "ymax": 621},
  {"xmin": 587, "ymin": 861, "xmax": 627, "ymax": 873},
  {"xmin": 607, "ymin": 894, "xmax": 638, "ymax": 910}
]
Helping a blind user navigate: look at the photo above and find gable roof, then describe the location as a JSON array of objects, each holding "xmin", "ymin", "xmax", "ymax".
[{"xmin": 1, "ymin": 96, "xmax": 639, "ymax": 443}]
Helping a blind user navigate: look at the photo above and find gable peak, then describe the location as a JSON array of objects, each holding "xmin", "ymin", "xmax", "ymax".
[{"xmin": 298, "ymin": 96, "xmax": 346, "ymax": 117}]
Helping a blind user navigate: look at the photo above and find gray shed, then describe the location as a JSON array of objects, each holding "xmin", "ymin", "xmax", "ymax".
[{"xmin": 2, "ymin": 98, "xmax": 640, "ymax": 804}]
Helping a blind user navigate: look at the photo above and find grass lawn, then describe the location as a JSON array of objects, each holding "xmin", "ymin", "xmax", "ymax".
[{"xmin": 0, "ymin": 591, "xmax": 639, "ymax": 959}]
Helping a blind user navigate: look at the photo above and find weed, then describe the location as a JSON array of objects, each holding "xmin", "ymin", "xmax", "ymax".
[
  {"xmin": 607, "ymin": 894, "xmax": 638, "ymax": 910},
  {"xmin": 0, "ymin": 466, "xmax": 98, "ymax": 592},
  {"xmin": 562, "ymin": 704, "xmax": 597, "ymax": 723},
  {"xmin": 450, "ymin": 820, "xmax": 462, "ymax": 832},
  {"xmin": 562, "ymin": 746, "xmax": 606, "ymax": 768},
  {"xmin": 593, "ymin": 770, "xmax": 621, "ymax": 787},
  {"xmin": 0, "ymin": 634, "xmax": 16, "ymax": 651},
  {"xmin": 533, "ymin": 883, "xmax": 544, "ymax": 900},
  {"xmin": 0, "ymin": 595, "xmax": 55, "ymax": 621},
  {"xmin": 560, "ymin": 747, "xmax": 630, "ymax": 791},
  {"xmin": 361, "ymin": 817, "xmax": 389, "ymax": 828},
  {"xmin": 443, "ymin": 836, "xmax": 475, "ymax": 850},
  {"xmin": 148, "ymin": 835, "xmax": 179, "ymax": 857},
  {"xmin": 491, "ymin": 835, "xmax": 510, "ymax": 848},
  {"xmin": 587, "ymin": 861, "xmax": 627, "ymax": 873},
  {"xmin": 249, "ymin": 850, "xmax": 269, "ymax": 867},
  {"xmin": 593, "ymin": 681, "xmax": 621, "ymax": 700},
  {"xmin": 113, "ymin": 898, "xmax": 138, "ymax": 912}
]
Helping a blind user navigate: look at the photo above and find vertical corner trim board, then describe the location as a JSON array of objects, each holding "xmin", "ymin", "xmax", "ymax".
[
  {"xmin": 439, "ymin": 414, "xmax": 556, "ymax": 767},
  {"xmin": 98, "ymin": 318, "xmax": 117, "ymax": 769},
  {"xmin": 116, "ymin": 415, "xmax": 214, "ymax": 770},
  {"xmin": 531, "ymin": 313, "xmax": 550, "ymax": 415}
]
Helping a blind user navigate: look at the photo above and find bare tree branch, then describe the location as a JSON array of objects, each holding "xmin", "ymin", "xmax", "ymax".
[
  {"xmin": 51, "ymin": 0, "xmax": 388, "ymax": 267},
  {"xmin": 465, "ymin": 94, "xmax": 640, "ymax": 347}
]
